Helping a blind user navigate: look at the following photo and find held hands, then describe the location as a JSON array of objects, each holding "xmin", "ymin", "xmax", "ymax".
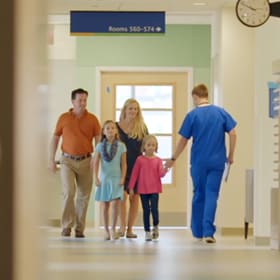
[
  {"xmin": 161, "ymin": 164, "xmax": 170, "ymax": 176},
  {"xmin": 163, "ymin": 165, "xmax": 170, "ymax": 173},
  {"xmin": 129, "ymin": 189, "xmax": 134, "ymax": 199},
  {"xmin": 164, "ymin": 159, "xmax": 175, "ymax": 169}
]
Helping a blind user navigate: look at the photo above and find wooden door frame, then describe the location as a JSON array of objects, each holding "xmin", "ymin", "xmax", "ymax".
[{"xmin": 94, "ymin": 66, "xmax": 194, "ymax": 228}]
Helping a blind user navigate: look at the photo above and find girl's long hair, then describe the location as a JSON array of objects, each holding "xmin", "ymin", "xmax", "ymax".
[{"xmin": 101, "ymin": 120, "xmax": 120, "ymax": 141}]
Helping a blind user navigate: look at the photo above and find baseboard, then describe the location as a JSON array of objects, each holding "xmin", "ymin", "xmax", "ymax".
[
  {"xmin": 47, "ymin": 219, "xmax": 60, "ymax": 227},
  {"xmin": 96, "ymin": 211, "xmax": 188, "ymax": 227},
  {"xmin": 217, "ymin": 227, "xmax": 253, "ymax": 237},
  {"xmin": 134, "ymin": 211, "xmax": 187, "ymax": 227},
  {"xmin": 255, "ymin": 236, "xmax": 271, "ymax": 246},
  {"xmin": 47, "ymin": 219, "xmax": 96, "ymax": 228}
]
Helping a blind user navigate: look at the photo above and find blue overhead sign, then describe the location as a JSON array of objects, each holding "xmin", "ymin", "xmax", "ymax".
[{"xmin": 70, "ymin": 11, "xmax": 165, "ymax": 35}]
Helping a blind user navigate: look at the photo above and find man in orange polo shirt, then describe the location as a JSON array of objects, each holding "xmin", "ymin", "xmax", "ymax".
[{"xmin": 49, "ymin": 88, "xmax": 101, "ymax": 238}]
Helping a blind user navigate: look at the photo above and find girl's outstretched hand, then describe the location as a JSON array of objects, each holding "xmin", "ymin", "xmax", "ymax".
[{"xmin": 164, "ymin": 159, "xmax": 175, "ymax": 169}]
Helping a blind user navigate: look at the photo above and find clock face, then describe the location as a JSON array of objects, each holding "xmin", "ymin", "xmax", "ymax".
[{"xmin": 236, "ymin": 0, "xmax": 270, "ymax": 27}]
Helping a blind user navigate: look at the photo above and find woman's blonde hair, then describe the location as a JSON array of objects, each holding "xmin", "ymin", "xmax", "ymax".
[
  {"xmin": 141, "ymin": 134, "xmax": 158, "ymax": 153},
  {"xmin": 119, "ymin": 98, "xmax": 147, "ymax": 140}
]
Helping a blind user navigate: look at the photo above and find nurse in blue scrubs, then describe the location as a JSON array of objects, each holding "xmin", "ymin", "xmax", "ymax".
[{"xmin": 166, "ymin": 84, "xmax": 237, "ymax": 243}]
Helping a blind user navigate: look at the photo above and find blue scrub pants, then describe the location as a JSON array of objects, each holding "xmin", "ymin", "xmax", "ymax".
[{"xmin": 190, "ymin": 164, "xmax": 224, "ymax": 238}]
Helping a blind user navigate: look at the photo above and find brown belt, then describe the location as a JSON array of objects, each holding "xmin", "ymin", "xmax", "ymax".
[{"xmin": 62, "ymin": 152, "xmax": 91, "ymax": 161}]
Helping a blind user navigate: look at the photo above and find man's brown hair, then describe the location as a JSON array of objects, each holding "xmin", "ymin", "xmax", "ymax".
[{"xmin": 192, "ymin": 84, "xmax": 208, "ymax": 98}]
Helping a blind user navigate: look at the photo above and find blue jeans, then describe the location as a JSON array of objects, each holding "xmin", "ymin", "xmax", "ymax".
[
  {"xmin": 190, "ymin": 164, "xmax": 224, "ymax": 238},
  {"xmin": 140, "ymin": 193, "xmax": 159, "ymax": 232}
]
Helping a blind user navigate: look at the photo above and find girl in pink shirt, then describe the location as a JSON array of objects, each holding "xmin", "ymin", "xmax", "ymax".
[{"xmin": 128, "ymin": 135, "xmax": 169, "ymax": 241}]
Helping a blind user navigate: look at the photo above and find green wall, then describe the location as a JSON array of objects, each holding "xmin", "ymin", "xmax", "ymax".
[
  {"xmin": 77, "ymin": 24, "xmax": 210, "ymax": 66},
  {"xmin": 76, "ymin": 24, "xmax": 211, "ymax": 90}
]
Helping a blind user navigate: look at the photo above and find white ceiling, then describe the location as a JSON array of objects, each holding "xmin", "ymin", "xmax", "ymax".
[{"xmin": 48, "ymin": 0, "xmax": 237, "ymax": 15}]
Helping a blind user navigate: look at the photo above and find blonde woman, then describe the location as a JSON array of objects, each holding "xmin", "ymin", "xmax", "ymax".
[{"xmin": 116, "ymin": 98, "xmax": 148, "ymax": 238}]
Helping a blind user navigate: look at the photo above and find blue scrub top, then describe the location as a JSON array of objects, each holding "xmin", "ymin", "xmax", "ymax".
[{"xmin": 179, "ymin": 105, "xmax": 237, "ymax": 168}]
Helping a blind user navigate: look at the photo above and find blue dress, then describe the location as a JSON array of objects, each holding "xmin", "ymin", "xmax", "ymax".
[{"xmin": 95, "ymin": 141, "xmax": 127, "ymax": 202}]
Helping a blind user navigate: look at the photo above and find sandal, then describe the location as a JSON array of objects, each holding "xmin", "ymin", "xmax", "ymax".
[
  {"xmin": 117, "ymin": 230, "xmax": 125, "ymax": 238},
  {"xmin": 126, "ymin": 232, "xmax": 138, "ymax": 238},
  {"xmin": 104, "ymin": 232, "xmax": 110, "ymax": 241},
  {"xmin": 112, "ymin": 231, "xmax": 120, "ymax": 240}
]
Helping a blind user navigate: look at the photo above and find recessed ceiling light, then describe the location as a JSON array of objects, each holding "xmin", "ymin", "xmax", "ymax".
[{"xmin": 192, "ymin": 2, "xmax": 207, "ymax": 6}]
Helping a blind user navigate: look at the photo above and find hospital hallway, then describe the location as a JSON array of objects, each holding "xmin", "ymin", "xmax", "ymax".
[{"xmin": 46, "ymin": 227, "xmax": 280, "ymax": 280}]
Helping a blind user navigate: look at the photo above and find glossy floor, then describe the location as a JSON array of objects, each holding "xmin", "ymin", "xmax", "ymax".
[{"xmin": 46, "ymin": 227, "xmax": 280, "ymax": 280}]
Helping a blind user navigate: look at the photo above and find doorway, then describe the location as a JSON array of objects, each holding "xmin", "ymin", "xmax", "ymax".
[{"xmin": 96, "ymin": 67, "xmax": 192, "ymax": 227}]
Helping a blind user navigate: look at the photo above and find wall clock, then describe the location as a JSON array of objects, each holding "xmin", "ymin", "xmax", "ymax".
[{"xmin": 235, "ymin": 0, "xmax": 270, "ymax": 27}]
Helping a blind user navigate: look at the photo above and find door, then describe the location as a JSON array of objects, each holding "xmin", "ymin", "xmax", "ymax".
[{"xmin": 99, "ymin": 69, "xmax": 191, "ymax": 227}]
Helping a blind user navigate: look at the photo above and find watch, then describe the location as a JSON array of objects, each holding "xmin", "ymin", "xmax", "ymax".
[{"xmin": 235, "ymin": 0, "xmax": 270, "ymax": 27}]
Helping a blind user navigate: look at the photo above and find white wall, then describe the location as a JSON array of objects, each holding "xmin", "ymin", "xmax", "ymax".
[
  {"xmin": 215, "ymin": 7, "xmax": 255, "ymax": 231},
  {"xmin": 254, "ymin": 17, "xmax": 280, "ymax": 239},
  {"xmin": 47, "ymin": 26, "xmax": 78, "ymax": 223},
  {"xmin": 217, "ymin": 9, "xmax": 280, "ymax": 242}
]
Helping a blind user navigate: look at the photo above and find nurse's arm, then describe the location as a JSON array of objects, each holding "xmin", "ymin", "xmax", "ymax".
[
  {"xmin": 227, "ymin": 128, "xmax": 237, "ymax": 164},
  {"xmin": 165, "ymin": 136, "xmax": 188, "ymax": 168}
]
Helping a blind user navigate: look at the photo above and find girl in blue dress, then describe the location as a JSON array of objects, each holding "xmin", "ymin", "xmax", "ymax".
[{"xmin": 94, "ymin": 120, "xmax": 127, "ymax": 240}]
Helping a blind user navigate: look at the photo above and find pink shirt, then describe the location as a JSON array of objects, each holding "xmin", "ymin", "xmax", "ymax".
[{"xmin": 128, "ymin": 155, "xmax": 167, "ymax": 194}]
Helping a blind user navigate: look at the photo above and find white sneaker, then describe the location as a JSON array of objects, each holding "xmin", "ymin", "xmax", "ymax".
[
  {"xmin": 204, "ymin": 236, "xmax": 216, "ymax": 244},
  {"xmin": 145, "ymin": 231, "xmax": 152, "ymax": 241},
  {"xmin": 152, "ymin": 226, "xmax": 159, "ymax": 240}
]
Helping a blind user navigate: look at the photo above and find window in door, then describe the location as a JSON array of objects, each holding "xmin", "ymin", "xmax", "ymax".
[{"xmin": 116, "ymin": 85, "xmax": 173, "ymax": 184}]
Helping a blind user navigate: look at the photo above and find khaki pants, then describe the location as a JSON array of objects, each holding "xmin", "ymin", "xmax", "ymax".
[{"xmin": 59, "ymin": 155, "xmax": 93, "ymax": 233}]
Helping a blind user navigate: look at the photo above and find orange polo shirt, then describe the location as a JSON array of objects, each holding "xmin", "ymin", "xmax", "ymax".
[{"xmin": 54, "ymin": 109, "xmax": 101, "ymax": 155}]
